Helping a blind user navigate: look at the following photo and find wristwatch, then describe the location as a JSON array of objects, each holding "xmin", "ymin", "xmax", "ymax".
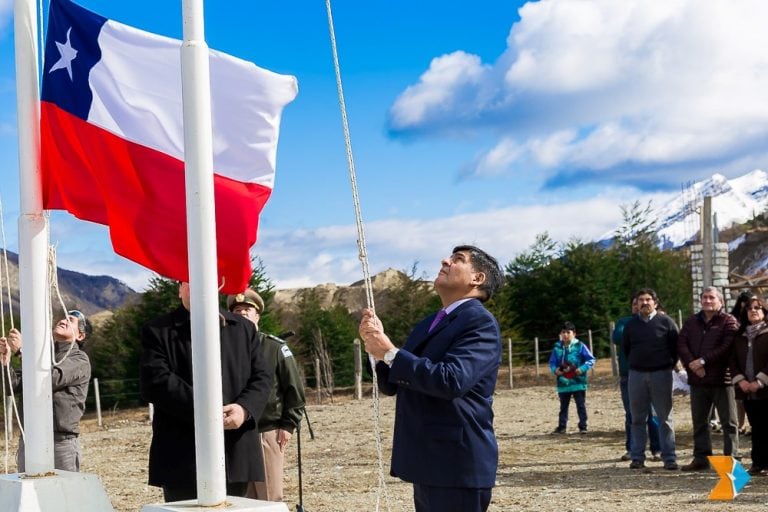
[{"xmin": 383, "ymin": 348, "xmax": 399, "ymax": 367}]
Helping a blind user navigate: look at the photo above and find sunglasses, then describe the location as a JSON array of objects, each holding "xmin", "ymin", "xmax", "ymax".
[{"xmin": 67, "ymin": 310, "xmax": 87, "ymax": 333}]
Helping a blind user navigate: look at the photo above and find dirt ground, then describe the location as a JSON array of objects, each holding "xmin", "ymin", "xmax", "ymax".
[{"xmin": 3, "ymin": 364, "xmax": 768, "ymax": 511}]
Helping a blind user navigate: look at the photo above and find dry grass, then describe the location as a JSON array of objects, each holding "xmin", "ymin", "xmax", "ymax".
[{"xmin": 3, "ymin": 362, "xmax": 768, "ymax": 511}]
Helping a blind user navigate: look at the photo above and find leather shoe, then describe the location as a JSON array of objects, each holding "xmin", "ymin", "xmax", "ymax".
[
  {"xmin": 681, "ymin": 459, "xmax": 709, "ymax": 471},
  {"xmin": 629, "ymin": 460, "xmax": 645, "ymax": 469},
  {"xmin": 620, "ymin": 452, "xmax": 631, "ymax": 461},
  {"xmin": 748, "ymin": 465, "xmax": 768, "ymax": 476},
  {"xmin": 663, "ymin": 461, "xmax": 679, "ymax": 470}
]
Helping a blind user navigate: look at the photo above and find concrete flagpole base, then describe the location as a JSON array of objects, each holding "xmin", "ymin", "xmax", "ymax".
[
  {"xmin": 0, "ymin": 470, "xmax": 114, "ymax": 511},
  {"xmin": 142, "ymin": 496, "xmax": 289, "ymax": 511}
]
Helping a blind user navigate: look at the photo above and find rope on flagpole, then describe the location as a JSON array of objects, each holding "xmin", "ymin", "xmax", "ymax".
[
  {"xmin": 0, "ymin": 195, "xmax": 10, "ymax": 473},
  {"xmin": 325, "ymin": 1, "xmax": 390, "ymax": 510},
  {"xmin": 47, "ymin": 244, "xmax": 80, "ymax": 366},
  {"xmin": 0, "ymin": 196, "xmax": 25, "ymax": 473},
  {"xmin": 38, "ymin": 0, "xmax": 45, "ymax": 70}
]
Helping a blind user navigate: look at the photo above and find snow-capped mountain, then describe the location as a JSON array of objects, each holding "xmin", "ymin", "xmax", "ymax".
[{"xmin": 653, "ymin": 170, "xmax": 768, "ymax": 248}]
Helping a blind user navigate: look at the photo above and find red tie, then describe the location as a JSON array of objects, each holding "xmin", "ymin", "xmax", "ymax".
[{"xmin": 428, "ymin": 309, "xmax": 447, "ymax": 333}]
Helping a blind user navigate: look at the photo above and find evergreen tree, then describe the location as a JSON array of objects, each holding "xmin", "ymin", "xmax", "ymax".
[
  {"xmin": 609, "ymin": 200, "xmax": 692, "ymax": 318},
  {"xmin": 377, "ymin": 263, "xmax": 441, "ymax": 346},
  {"xmin": 86, "ymin": 276, "xmax": 179, "ymax": 406},
  {"xmin": 294, "ymin": 289, "xmax": 358, "ymax": 387},
  {"xmin": 245, "ymin": 256, "xmax": 282, "ymax": 336},
  {"xmin": 500, "ymin": 202, "xmax": 692, "ymax": 360}
]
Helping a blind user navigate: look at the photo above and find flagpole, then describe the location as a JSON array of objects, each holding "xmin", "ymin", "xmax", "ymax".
[
  {"xmin": 180, "ymin": 0, "xmax": 227, "ymax": 506},
  {"xmin": 13, "ymin": 0, "xmax": 55, "ymax": 475}
]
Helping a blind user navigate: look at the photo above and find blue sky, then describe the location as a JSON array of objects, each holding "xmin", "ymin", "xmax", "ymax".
[{"xmin": 1, "ymin": 0, "xmax": 768, "ymax": 291}]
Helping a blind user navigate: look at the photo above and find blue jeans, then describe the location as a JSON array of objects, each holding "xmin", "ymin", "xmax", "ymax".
[
  {"xmin": 558, "ymin": 390, "xmax": 587, "ymax": 430},
  {"xmin": 620, "ymin": 376, "xmax": 660, "ymax": 453},
  {"xmin": 628, "ymin": 369, "xmax": 676, "ymax": 462}
]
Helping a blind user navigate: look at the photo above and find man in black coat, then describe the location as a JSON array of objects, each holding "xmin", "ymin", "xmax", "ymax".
[{"xmin": 139, "ymin": 282, "xmax": 273, "ymax": 502}]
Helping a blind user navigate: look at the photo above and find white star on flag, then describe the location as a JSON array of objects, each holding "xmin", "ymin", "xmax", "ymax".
[{"xmin": 49, "ymin": 27, "xmax": 78, "ymax": 80}]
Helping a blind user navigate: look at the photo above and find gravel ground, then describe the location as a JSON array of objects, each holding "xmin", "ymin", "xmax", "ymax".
[{"xmin": 3, "ymin": 370, "xmax": 768, "ymax": 511}]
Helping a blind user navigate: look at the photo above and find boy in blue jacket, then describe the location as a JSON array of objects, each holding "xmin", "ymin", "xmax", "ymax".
[{"xmin": 549, "ymin": 321, "xmax": 596, "ymax": 434}]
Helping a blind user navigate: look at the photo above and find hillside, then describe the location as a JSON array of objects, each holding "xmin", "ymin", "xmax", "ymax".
[
  {"xmin": 271, "ymin": 267, "xmax": 430, "ymax": 332},
  {"xmin": 1, "ymin": 250, "xmax": 138, "ymax": 316},
  {"xmin": 652, "ymin": 169, "xmax": 768, "ymax": 247},
  {"xmin": 728, "ymin": 227, "xmax": 768, "ymax": 279},
  {"xmin": 271, "ymin": 229, "xmax": 768, "ymax": 328}
]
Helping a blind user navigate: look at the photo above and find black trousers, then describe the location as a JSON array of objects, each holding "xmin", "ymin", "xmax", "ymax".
[
  {"xmin": 558, "ymin": 390, "xmax": 587, "ymax": 430},
  {"xmin": 744, "ymin": 399, "xmax": 768, "ymax": 468},
  {"xmin": 413, "ymin": 483, "xmax": 492, "ymax": 512},
  {"xmin": 162, "ymin": 481, "xmax": 248, "ymax": 503}
]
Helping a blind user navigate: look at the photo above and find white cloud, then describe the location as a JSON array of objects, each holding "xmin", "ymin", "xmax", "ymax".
[
  {"xmin": 389, "ymin": 51, "xmax": 490, "ymax": 130},
  {"xmin": 33, "ymin": 187, "xmax": 676, "ymax": 292},
  {"xmin": 389, "ymin": 0, "xmax": 768, "ymax": 186},
  {"xmin": 256, "ymin": 189, "xmax": 654, "ymax": 289},
  {"xmin": 0, "ymin": 0, "xmax": 11, "ymax": 32}
]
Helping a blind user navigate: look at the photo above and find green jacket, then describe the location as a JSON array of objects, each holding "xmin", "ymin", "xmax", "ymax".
[{"xmin": 257, "ymin": 333, "xmax": 306, "ymax": 433}]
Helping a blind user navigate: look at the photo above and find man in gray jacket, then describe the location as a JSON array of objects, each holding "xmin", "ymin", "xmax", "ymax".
[{"xmin": 0, "ymin": 310, "xmax": 92, "ymax": 472}]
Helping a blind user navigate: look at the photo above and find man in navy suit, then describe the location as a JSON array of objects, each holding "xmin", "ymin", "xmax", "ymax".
[{"xmin": 359, "ymin": 245, "xmax": 504, "ymax": 512}]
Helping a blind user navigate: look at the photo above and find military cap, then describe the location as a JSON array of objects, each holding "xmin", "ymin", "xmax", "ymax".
[{"xmin": 226, "ymin": 288, "xmax": 265, "ymax": 314}]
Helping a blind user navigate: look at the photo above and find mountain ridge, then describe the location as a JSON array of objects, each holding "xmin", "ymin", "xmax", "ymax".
[
  {"xmin": 1, "ymin": 250, "xmax": 138, "ymax": 317},
  {"xmin": 3, "ymin": 168, "xmax": 767, "ymax": 322},
  {"xmin": 653, "ymin": 169, "xmax": 768, "ymax": 247}
]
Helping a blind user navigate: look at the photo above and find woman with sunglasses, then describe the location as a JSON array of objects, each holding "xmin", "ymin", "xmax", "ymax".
[{"xmin": 731, "ymin": 295, "xmax": 768, "ymax": 476}]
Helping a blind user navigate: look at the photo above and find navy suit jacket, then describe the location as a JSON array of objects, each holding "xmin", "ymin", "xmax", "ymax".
[{"xmin": 376, "ymin": 298, "xmax": 501, "ymax": 489}]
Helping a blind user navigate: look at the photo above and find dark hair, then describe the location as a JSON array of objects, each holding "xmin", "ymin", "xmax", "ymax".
[
  {"xmin": 731, "ymin": 290, "xmax": 756, "ymax": 318},
  {"xmin": 738, "ymin": 296, "xmax": 768, "ymax": 334},
  {"xmin": 634, "ymin": 287, "xmax": 658, "ymax": 303},
  {"xmin": 453, "ymin": 245, "xmax": 504, "ymax": 302},
  {"xmin": 561, "ymin": 321, "xmax": 576, "ymax": 332}
]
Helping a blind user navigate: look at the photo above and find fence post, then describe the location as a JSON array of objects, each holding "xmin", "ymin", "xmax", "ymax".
[
  {"xmin": 353, "ymin": 339, "xmax": 362, "ymax": 400},
  {"xmin": 587, "ymin": 330, "xmax": 594, "ymax": 376},
  {"xmin": 507, "ymin": 338, "xmax": 513, "ymax": 390},
  {"xmin": 315, "ymin": 358, "xmax": 322, "ymax": 405},
  {"xmin": 534, "ymin": 337, "xmax": 540, "ymax": 380},
  {"xmin": 609, "ymin": 321, "xmax": 618, "ymax": 377},
  {"xmin": 93, "ymin": 377, "xmax": 102, "ymax": 428}
]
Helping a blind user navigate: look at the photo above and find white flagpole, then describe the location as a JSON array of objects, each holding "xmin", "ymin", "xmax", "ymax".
[
  {"xmin": 14, "ymin": 0, "xmax": 55, "ymax": 475},
  {"xmin": 180, "ymin": 0, "xmax": 227, "ymax": 506}
]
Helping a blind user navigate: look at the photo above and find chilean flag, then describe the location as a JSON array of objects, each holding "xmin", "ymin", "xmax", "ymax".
[{"xmin": 40, "ymin": 0, "xmax": 297, "ymax": 293}]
